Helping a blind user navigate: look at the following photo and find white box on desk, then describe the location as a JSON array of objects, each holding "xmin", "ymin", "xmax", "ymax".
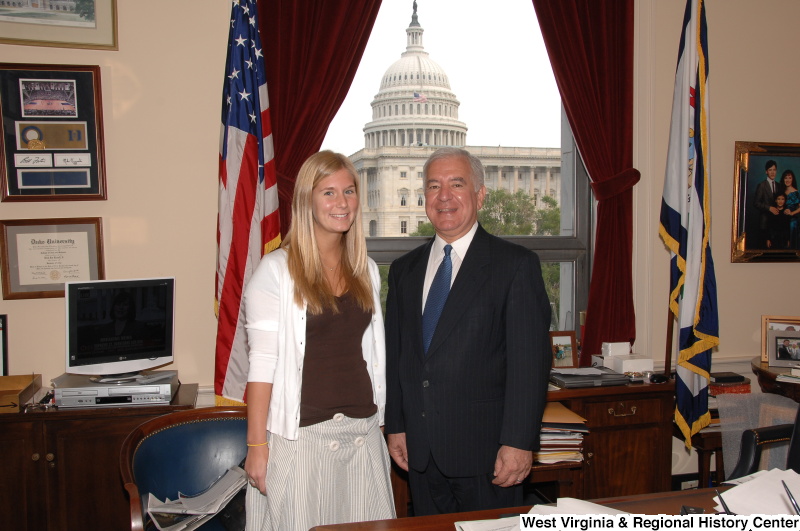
[
  {"xmin": 608, "ymin": 354, "xmax": 653, "ymax": 374},
  {"xmin": 591, "ymin": 355, "xmax": 607, "ymax": 367}
]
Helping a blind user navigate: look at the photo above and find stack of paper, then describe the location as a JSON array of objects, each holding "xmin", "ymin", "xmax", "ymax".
[
  {"xmin": 454, "ymin": 498, "xmax": 625, "ymax": 531},
  {"xmin": 535, "ymin": 402, "xmax": 588, "ymax": 464},
  {"xmin": 146, "ymin": 466, "xmax": 247, "ymax": 531},
  {"xmin": 718, "ymin": 469, "xmax": 800, "ymax": 515}
]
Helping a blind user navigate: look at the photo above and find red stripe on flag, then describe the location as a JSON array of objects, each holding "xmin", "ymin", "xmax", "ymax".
[{"xmin": 214, "ymin": 133, "xmax": 260, "ymax": 394}]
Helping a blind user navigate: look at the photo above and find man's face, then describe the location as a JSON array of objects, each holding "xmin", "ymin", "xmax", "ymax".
[
  {"xmin": 424, "ymin": 156, "xmax": 486, "ymax": 243},
  {"xmin": 767, "ymin": 165, "xmax": 778, "ymax": 181}
]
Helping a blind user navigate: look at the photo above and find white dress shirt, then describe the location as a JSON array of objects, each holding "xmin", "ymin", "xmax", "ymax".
[{"xmin": 422, "ymin": 221, "xmax": 478, "ymax": 313}]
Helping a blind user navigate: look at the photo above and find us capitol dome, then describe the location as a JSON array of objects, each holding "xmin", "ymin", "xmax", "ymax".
[
  {"xmin": 362, "ymin": 3, "xmax": 467, "ymax": 149},
  {"xmin": 351, "ymin": 2, "xmax": 561, "ymax": 238}
]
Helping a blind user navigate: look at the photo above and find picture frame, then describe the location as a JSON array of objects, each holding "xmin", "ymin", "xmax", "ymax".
[
  {"xmin": 0, "ymin": 1, "xmax": 117, "ymax": 50},
  {"xmin": 0, "ymin": 217, "xmax": 105, "ymax": 300},
  {"xmin": 550, "ymin": 331, "xmax": 578, "ymax": 369},
  {"xmin": 731, "ymin": 141, "xmax": 800, "ymax": 263},
  {"xmin": 0, "ymin": 315, "xmax": 6, "ymax": 376},
  {"xmin": 761, "ymin": 315, "xmax": 800, "ymax": 362},
  {"xmin": 0, "ymin": 63, "xmax": 107, "ymax": 202},
  {"xmin": 768, "ymin": 330, "xmax": 800, "ymax": 368}
]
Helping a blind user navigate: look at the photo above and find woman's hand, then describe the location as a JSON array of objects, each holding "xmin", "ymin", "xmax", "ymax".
[{"xmin": 244, "ymin": 444, "xmax": 270, "ymax": 495}]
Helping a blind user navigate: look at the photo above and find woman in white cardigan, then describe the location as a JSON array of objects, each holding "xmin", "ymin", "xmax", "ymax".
[{"xmin": 243, "ymin": 151, "xmax": 395, "ymax": 531}]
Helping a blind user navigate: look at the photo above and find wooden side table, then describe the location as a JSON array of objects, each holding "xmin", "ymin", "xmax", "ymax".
[{"xmin": 673, "ymin": 423, "xmax": 723, "ymax": 487}]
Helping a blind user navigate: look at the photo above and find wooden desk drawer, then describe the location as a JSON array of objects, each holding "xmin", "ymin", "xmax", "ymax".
[{"xmin": 582, "ymin": 398, "xmax": 663, "ymax": 427}]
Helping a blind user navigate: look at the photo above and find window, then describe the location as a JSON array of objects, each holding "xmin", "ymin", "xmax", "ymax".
[
  {"xmin": 322, "ymin": 2, "xmax": 590, "ymax": 333},
  {"xmin": 400, "ymin": 195, "xmax": 407, "ymax": 206}
]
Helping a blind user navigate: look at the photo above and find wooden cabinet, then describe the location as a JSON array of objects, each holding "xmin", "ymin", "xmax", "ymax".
[
  {"xmin": 0, "ymin": 383, "xmax": 197, "ymax": 531},
  {"xmin": 390, "ymin": 382, "xmax": 675, "ymax": 515},
  {"xmin": 549, "ymin": 382, "xmax": 675, "ymax": 499}
]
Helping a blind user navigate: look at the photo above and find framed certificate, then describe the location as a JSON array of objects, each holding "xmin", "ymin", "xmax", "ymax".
[
  {"xmin": 0, "ymin": 217, "xmax": 105, "ymax": 300},
  {"xmin": 0, "ymin": 64, "xmax": 107, "ymax": 202}
]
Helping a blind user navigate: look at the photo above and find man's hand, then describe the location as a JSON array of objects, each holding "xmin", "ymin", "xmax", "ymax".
[
  {"xmin": 387, "ymin": 432, "xmax": 409, "ymax": 471},
  {"xmin": 492, "ymin": 445, "xmax": 533, "ymax": 487}
]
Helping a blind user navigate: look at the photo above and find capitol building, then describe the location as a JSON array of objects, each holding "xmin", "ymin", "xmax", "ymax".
[{"xmin": 351, "ymin": 4, "xmax": 562, "ymax": 237}]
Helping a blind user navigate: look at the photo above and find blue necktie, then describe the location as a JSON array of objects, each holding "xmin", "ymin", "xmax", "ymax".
[{"xmin": 422, "ymin": 244, "xmax": 452, "ymax": 354}]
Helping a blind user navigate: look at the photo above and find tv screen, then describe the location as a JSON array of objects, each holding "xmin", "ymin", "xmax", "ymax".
[{"xmin": 65, "ymin": 277, "xmax": 175, "ymax": 379}]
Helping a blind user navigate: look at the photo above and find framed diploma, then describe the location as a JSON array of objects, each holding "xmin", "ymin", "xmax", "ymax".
[
  {"xmin": 0, "ymin": 217, "xmax": 105, "ymax": 300},
  {"xmin": 0, "ymin": 64, "xmax": 107, "ymax": 202}
]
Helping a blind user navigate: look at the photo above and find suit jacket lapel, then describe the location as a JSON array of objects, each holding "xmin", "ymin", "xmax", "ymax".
[
  {"xmin": 409, "ymin": 240, "xmax": 433, "ymax": 359},
  {"xmin": 425, "ymin": 226, "xmax": 492, "ymax": 357}
]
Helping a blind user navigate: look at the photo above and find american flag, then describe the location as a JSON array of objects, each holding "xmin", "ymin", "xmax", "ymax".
[
  {"xmin": 659, "ymin": 0, "xmax": 718, "ymax": 447},
  {"xmin": 215, "ymin": 0, "xmax": 281, "ymax": 404},
  {"xmin": 413, "ymin": 91, "xmax": 428, "ymax": 103}
]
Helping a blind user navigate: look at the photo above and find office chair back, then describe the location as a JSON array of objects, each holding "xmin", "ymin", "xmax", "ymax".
[
  {"xmin": 729, "ymin": 404, "xmax": 800, "ymax": 480},
  {"xmin": 120, "ymin": 406, "xmax": 248, "ymax": 531}
]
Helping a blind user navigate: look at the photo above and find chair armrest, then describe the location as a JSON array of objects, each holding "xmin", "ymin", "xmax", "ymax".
[
  {"xmin": 728, "ymin": 423, "xmax": 794, "ymax": 480},
  {"xmin": 124, "ymin": 482, "xmax": 145, "ymax": 531}
]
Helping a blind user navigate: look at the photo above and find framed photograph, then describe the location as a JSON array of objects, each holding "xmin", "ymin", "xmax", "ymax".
[
  {"xmin": 0, "ymin": 315, "xmax": 6, "ymax": 376},
  {"xmin": 0, "ymin": 1, "xmax": 117, "ymax": 50},
  {"xmin": 731, "ymin": 141, "xmax": 800, "ymax": 262},
  {"xmin": 0, "ymin": 217, "xmax": 104, "ymax": 300},
  {"xmin": 768, "ymin": 330, "xmax": 800, "ymax": 368},
  {"xmin": 0, "ymin": 63, "xmax": 107, "ymax": 202},
  {"xmin": 550, "ymin": 331, "xmax": 578, "ymax": 369},
  {"xmin": 761, "ymin": 315, "xmax": 800, "ymax": 362}
]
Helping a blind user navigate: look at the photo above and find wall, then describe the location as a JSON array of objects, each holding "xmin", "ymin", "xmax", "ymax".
[
  {"xmin": 1, "ymin": 0, "xmax": 798, "ymax": 398},
  {"xmin": 0, "ymin": 0, "xmax": 230, "ymax": 391},
  {"xmin": 634, "ymin": 0, "xmax": 800, "ymax": 371}
]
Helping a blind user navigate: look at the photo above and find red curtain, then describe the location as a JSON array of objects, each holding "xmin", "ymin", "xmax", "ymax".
[
  {"xmin": 532, "ymin": 0, "xmax": 639, "ymax": 365},
  {"xmin": 258, "ymin": 0, "xmax": 383, "ymax": 235}
]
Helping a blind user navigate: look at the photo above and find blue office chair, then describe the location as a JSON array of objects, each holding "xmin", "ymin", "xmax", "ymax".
[{"xmin": 120, "ymin": 406, "xmax": 248, "ymax": 531}]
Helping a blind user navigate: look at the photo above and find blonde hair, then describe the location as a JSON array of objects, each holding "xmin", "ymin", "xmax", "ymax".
[{"xmin": 282, "ymin": 151, "xmax": 373, "ymax": 315}]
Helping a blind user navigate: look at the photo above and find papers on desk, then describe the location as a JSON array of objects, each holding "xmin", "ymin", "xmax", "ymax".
[
  {"xmin": 454, "ymin": 498, "xmax": 624, "ymax": 530},
  {"xmin": 528, "ymin": 497, "xmax": 626, "ymax": 515},
  {"xmin": 536, "ymin": 402, "xmax": 587, "ymax": 464},
  {"xmin": 718, "ymin": 469, "xmax": 800, "ymax": 515}
]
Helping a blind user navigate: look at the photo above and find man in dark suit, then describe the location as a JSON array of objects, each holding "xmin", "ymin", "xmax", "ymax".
[
  {"xmin": 753, "ymin": 159, "xmax": 782, "ymax": 249},
  {"xmin": 385, "ymin": 147, "xmax": 552, "ymax": 516}
]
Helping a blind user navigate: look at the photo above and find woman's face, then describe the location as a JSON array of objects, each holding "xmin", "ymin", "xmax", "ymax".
[
  {"xmin": 311, "ymin": 169, "xmax": 358, "ymax": 238},
  {"xmin": 785, "ymin": 174, "xmax": 795, "ymax": 188}
]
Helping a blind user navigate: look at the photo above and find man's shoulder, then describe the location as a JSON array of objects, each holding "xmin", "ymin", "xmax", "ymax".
[
  {"xmin": 477, "ymin": 228, "xmax": 536, "ymax": 259},
  {"xmin": 393, "ymin": 239, "xmax": 432, "ymax": 267}
]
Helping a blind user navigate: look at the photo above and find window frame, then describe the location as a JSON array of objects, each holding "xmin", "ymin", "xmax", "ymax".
[{"xmin": 367, "ymin": 119, "xmax": 592, "ymax": 333}]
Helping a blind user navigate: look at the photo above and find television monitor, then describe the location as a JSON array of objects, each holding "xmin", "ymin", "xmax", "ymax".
[{"xmin": 65, "ymin": 277, "xmax": 175, "ymax": 382}]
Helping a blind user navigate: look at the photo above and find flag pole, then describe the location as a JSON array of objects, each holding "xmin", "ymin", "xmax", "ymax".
[{"xmin": 664, "ymin": 302, "xmax": 674, "ymax": 377}]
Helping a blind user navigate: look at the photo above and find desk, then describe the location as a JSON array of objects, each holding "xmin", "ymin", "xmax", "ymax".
[
  {"xmin": 390, "ymin": 381, "xmax": 675, "ymax": 516},
  {"xmin": 0, "ymin": 383, "xmax": 197, "ymax": 531},
  {"xmin": 310, "ymin": 488, "xmax": 723, "ymax": 530},
  {"xmin": 751, "ymin": 357, "xmax": 800, "ymax": 403}
]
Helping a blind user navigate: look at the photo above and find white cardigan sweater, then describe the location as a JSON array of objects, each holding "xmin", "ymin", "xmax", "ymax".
[{"xmin": 244, "ymin": 248, "xmax": 387, "ymax": 440}]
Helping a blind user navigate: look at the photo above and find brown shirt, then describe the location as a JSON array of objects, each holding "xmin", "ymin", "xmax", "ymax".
[{"xmin": 299, "ymin": 292, "xmax": 377, "ymax": 427}]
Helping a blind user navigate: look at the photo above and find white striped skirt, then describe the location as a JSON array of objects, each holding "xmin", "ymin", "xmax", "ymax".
[{"xmin": 245, "ymin": 413, "xmax": 395, "ymax": 531}]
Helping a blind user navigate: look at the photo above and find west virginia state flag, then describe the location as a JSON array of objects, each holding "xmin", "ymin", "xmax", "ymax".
[{"xmin": 659, "ymin": 0, "xmax": 719, "ymax": 446}]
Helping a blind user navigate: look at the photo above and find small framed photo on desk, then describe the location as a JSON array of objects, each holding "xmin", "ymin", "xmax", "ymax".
[
  {"xmin": 768, "ymin": 329, "xmax": 800, "ymax": 368},
  {"xmin": 550, "ymin": 331, "xmax": 578, "ymax": 369}
]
